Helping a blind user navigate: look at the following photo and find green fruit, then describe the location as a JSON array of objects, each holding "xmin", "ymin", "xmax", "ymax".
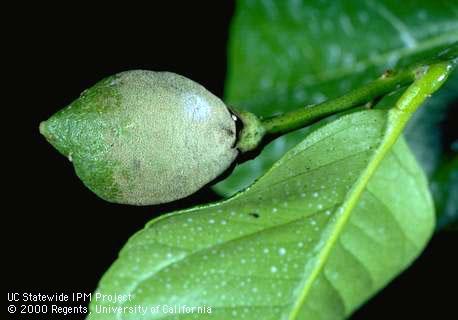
[{"xmin": 40, "ymin": 70, "xmax": 238, "ymax": 205}]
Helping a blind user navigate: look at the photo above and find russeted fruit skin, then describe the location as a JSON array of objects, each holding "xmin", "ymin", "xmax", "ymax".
[{"xmin": 39, "ymin": 70, "xmax": 238, "ymax": 205}]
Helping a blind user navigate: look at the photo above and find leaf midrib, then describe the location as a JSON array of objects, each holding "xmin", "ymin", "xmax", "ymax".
[{"xmin": 288, "ymin": 111, "xmax": 401, "ymax": 319}]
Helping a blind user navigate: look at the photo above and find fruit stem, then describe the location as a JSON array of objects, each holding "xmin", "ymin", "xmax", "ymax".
[
  {"xmin": 261, "ymin": 68, "xmax": 415, "ymax": 135},
  {"xmin": 235, "ymin": 60, "xmax": 455, "ymax": 153}
]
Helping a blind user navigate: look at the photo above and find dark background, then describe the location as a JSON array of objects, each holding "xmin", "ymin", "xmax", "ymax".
[{"xmin": 6, "ymin": 2, "xmax": 457, "ymax": 319}]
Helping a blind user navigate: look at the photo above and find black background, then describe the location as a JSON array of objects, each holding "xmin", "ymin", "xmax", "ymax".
[{"xmin": 6, "ymin": 2, "xmax": 457, "ymax": 319}]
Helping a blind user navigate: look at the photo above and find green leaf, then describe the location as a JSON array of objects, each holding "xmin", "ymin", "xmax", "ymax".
[
  {"xmin": 88, "ymin": 110, "xmax": 434, "ymax": 319},
  {"xmin": 214, "ymin": 0, "xmax": 458, "ymax": 197}
]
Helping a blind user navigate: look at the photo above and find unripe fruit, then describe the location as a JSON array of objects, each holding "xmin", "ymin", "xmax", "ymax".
[{"xmin": 40, "ymin": 70, "xmax": 238, "ymax": 205}]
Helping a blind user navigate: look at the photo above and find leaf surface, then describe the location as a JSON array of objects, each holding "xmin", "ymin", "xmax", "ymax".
[{"xmin": 88, "ymin": 110, "xmax": 434, "ymax": 319}]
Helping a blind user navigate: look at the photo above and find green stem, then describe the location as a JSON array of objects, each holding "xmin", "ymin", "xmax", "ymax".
[
  {"xmin": 235, "ymin": 61, "xmax": 454, "ymax": 153},
  {"xmin": 261, "ymin": 68, "xmax": 415, "ymax": 135},
  {"xmin": 387, "ymin": 62, "xmax": 454, "ymax": 141}
]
